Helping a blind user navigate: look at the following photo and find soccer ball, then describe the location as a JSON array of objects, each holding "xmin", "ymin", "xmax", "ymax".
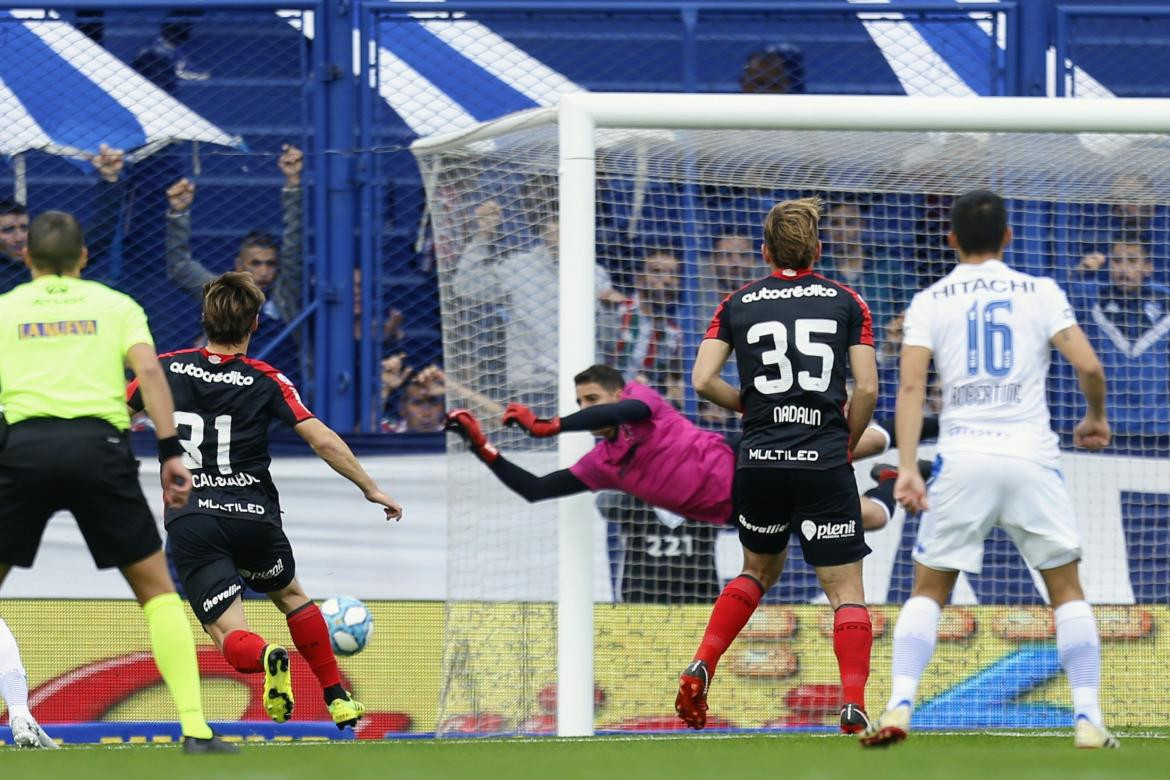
[{"xmin": 321, "ymin": 596, "xmax": 373, "ymax": 656}]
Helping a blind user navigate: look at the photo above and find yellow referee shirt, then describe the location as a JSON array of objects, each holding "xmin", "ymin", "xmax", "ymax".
[{"xmin": 0, "ymin": 275, "xmax": 154, "ymax": 431}]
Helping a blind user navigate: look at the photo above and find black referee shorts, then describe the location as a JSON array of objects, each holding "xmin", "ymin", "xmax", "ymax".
[
  {"xmin": 0, "ymin": 418, "xmax": 162, "ymax": 570},
  {"xmin": 733, "ymin": 465, "xmax": 870, "ymax": 567},
  {"xmin": 168, "ymin": 513, "xmax": 296, "ymax": 625}
]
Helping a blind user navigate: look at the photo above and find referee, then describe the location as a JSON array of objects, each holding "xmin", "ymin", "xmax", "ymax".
[{"xmin": 0, "ymin": 211, "xmax": 233, "ymax": 753}]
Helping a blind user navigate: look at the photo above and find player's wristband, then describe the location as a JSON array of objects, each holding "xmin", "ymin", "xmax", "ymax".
[{"xmin": 157, "ymin": 435, "xmax": 184, "ymax": 462}]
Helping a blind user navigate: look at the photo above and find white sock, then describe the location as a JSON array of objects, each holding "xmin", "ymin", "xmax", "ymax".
[
  {"xmin": 1054, "ymin": 600, "xmax": 1103, "ymax": 726},
  {"xmin": 886, "ymin": 596, "xmax": 941, "ymax": 712},
  {"xmin": 0, "ymin": 618, "xmax": 32, "ymax": 720}
]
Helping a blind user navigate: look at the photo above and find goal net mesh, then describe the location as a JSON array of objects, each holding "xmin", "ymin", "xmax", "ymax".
[{"xmin": 415, "ymin": 113, "xmax": 1170, "ymax": 735}]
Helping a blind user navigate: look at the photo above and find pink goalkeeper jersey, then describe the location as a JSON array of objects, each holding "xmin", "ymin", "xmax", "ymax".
[{"xmin": 568, "ymin": 381, "xmax": 734, "ymax": 526}]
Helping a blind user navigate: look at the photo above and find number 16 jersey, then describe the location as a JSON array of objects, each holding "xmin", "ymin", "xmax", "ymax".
[
  {"xmin": 127, "ymin": 348, "xmax": 314, "ymax": 526},
  {"xmin": 706, "ymin": 267, "xmax": 873, "ymax": 469},
  {"xmin": 902, "ymin": 259, "xmax": 1076, "ymax": 469}
]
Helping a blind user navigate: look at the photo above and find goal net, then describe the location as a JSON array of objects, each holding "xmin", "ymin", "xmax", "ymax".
[{"xmin": 414, "ymin": 95, "xmax": 1170, "ymax": 736}]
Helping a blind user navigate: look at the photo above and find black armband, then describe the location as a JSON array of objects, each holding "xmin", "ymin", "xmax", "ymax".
[{"xmin": 157, "ymin": 435, "xmax": 184, "ymax": 462}]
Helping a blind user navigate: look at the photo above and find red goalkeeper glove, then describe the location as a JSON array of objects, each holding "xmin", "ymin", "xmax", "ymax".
[
  {"xmin": 502, "ymin": 402, "xmax": 561, "ymax": 437},
  {"xmin": 445, "ymin": 409, "xmax": 499, "ymax": 464}
]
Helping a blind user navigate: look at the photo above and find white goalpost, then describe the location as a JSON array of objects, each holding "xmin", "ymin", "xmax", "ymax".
[{"xmin": 413, "ymin": 93, "xmax": 1170, "ymax": 738}]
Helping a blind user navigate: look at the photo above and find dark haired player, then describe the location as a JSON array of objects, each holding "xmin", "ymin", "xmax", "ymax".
[
  {"xmin": 447, "ymin": 359, "xmax": 926, "ymax": 604},
  {"xmin": 861, "ymin": 190, "xmax": 1117, "ymax": 749},
  {"xmin": 128, "ymin": 271, "xmax": 403, "ymax": 730},
  {"xmin": 677, "ymin": 196, "xmax": 877, "ymax": 734}
]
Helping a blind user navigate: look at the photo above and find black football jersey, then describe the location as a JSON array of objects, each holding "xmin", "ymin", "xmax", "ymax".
[
  {"xmin": 706, "ymin": 267, "xmax": 873, "ymax": 469},
  {"xmin": 128, "ymin": 348, "xmax": 314, "ymax": 526}
]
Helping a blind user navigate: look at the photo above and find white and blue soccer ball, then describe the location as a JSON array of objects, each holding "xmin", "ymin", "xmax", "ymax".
[{"xmin": 321, "ymin": 596, "xmax": 373, "ymax": 656}]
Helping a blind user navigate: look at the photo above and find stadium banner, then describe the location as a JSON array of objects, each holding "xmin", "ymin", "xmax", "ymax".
[{"xmin": 0, "ymin": 600, "xmax": 1164, "ymax": 742}]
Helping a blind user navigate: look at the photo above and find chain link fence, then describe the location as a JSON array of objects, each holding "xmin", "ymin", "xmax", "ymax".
[
  {"xmin": 0, "ymin": 6, "xmax": 312, "ymax": 391},
  {"xmin": 365, "ymin": 2, "xmax": 1011, "ymax": 435}
]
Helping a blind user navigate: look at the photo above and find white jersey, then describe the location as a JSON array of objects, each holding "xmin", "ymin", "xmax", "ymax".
[{"xmin": 902, "ymin": 259, "xmax": 1076, "ymax": 468}]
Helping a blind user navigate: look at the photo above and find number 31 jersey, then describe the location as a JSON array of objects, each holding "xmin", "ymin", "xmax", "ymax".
[
  {"xmin": 127, "ymin": 348, "xmax": 314, "ymax": 526},
  {"xmin": 902, "ymin": 259, "xmax": 1075, "ymax": 469},
  {"xmin": 706, "ymin": 267, "xmax": 873, "ymax": 469}
]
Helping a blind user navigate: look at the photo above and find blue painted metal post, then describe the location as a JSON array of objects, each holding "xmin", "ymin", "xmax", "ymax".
[
  {"xmin": 1016, "ymin": 0, "xmax": 1049, "ymax": 96},
  {"xmin": 314, "ymin": 0, "xmax": 357, "ymax": 429}
]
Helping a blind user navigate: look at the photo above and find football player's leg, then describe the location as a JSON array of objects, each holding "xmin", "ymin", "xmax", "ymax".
[
  {"xmin": 799, "ymin": 469, "xmax": 872, "ymax": 733},
  {"xmin": 1, "ymin": 616, "xmax": 56, "ymax": 748},
  {"xmin": 121, "ymin": 551, "xmax": 216, "ymax": 742},
  {"xmin": 1002, "ymin": 467, "xmax": 1115, "ymax": 747},
  {"xmin": 1041, "ymin": 563, "xmax": 1114, "ymax": 746},
  {"xmin": 815, "ymin": 561, "xmax": 871, "ymax": 732},
  {"xmin": 271, "ymin": 580, "xmax": 362, "ymax": 728},
  {"xmin": 861, "ymin": 563, "xmax": 957, "ymax": 747},
  {"xmin": 677, "ymin": 555, "xmax": 775, "ymax": 730}
]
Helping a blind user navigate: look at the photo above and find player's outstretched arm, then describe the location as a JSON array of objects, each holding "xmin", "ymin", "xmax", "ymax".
[
  {"xmin": 446, "ymin": 410, "xmax": 588, "ymax": 502},
  {"xmin": 692, "ymin": 339, "xmax": 740, "ymax": 412},
  {"xmin": 893, "ymin": 345, "xmax": 932, "ymax": 513},
  {"xmin": 1052, "ymin": 325, "xmax": 1110, "ymax": 450},
  {"xmin": 294, "ymin": 418, "xmax": 404, "ymax": 521},
  {"xmin": 503, "ymin": 400, "xmax": 652, "ymax": 437},
  {"xmin": 126, "ymin": 342, "xmax": 192, "ymax": 509}
]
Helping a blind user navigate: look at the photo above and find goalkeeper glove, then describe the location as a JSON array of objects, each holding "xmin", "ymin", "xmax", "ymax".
[
  {"xmin": 502, "ymin": 402, "xmax": 561, "ymax": 437},
  {"xmin": 445, "ymin": 409, "xmax": 499, "ymax": 464}
]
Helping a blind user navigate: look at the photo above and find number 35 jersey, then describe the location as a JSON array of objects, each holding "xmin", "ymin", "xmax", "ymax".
[
  {"xmin": 127, "ymin": 348, "xmax": 314, "ymax": 526},
  {"xmin": 706, "ymin": 267, "xmax": 873, "ymax": 469},
  {"xmin": 902, "ymin": 259, "xmax": 1075, "ymax": 469}
]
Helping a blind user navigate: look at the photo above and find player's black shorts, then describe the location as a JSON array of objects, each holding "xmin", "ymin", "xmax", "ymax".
[
  {"xmin": 0, "ymin": 418, "xmax": 162, "ymax": 569},
  {"xmin": 168, "ymin": 513, "xmax": 296, "ymax": 624},
  {"xmin": 733, "ymin": 465, "xmax": 870, "ymax": 566}
]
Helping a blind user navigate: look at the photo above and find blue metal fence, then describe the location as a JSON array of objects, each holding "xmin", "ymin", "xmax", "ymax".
[{"xmin": 8, "ymin": 1, "xmax": 1170, "ymax": 434}]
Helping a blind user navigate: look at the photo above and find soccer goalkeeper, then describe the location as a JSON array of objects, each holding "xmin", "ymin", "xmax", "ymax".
[{"xmin": 446, "ymin": 364, "xmax": 929, "ymax": 539}]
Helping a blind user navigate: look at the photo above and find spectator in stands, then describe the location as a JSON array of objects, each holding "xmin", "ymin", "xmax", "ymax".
[
  {"xmin": 1077, "ymin": 172, "xmax": 1157, "ymax": 275},
  {"xmin": 613, "ymin": 250, "xmax": 684, "ymax": 405},
  {"xmin": 821, "ymin": 199, "xmax": 907, "ymax": 327},
  {"xmin": 131, "ymin": 12, "xmax": 209, "ymax": 94},
  {"xmin": 451, "ymin": 199, "xmax": 621, "ymax": 408},
  {"xmin": 380, "ymin": 361, "xmax": 447, "ymax": 434},
  {"xmin": 164, "ymin": 145, "xmax": 303, "ymax": 363},
  {"xmin": 1071, "ymin": 234, "xmax": 1170, "ymax": 446},
  {"xmin": 701, "ymin": 232, "xmax": 755, "ymax": 305},
  {"xmin": 0, "ymin": 200, "xmax": 29, "ymax": 292},
  {"xmin": 739, "ymin": 43, "xmax": 805, "ymax": 94},
  {"xmin": 0, "ymin": 144, "xmax": 127, "ymax": 294}
]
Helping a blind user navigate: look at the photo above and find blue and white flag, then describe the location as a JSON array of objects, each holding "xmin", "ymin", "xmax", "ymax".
[{"xmin": 0, "ymin": 10, "xmax": 242, "ymax": 161}]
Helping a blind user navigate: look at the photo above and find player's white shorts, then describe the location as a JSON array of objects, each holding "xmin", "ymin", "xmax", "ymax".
[{"xmin": 913, "ymin": 451, "xmax": 1082, "ymax": 574}]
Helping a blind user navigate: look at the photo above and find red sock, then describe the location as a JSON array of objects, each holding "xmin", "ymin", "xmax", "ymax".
[
  {"xmin": 222, "ymin": 629, "xmax": 267, "ymax": 674},
  {"xmin": 833, "ymin": 604, "xmax": 872, "ymax": 708},
  {"xmin": 286, "ymin": 602, "xmax": 341, "ymax": 690},
  {"xmin": 694, "ymin": 575, "xmax": 764, "ymax": 676}
]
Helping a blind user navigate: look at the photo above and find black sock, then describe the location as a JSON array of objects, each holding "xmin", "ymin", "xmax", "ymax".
[
  {"xmin": 864, "ymin": 478, "xmax": 896, "ymax": 518},
  {"xmin": 874, "ymin": 414, "xmax": 939, "ymax": 448},
  {"xmin": 324, "ymin": 683, "xmax": 347, "ymax": 704}
]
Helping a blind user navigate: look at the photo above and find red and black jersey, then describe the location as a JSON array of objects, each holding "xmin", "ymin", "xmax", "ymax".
[
  {"xmin": 705, "ymin": 267, "xmax": 873, "ymax": 469},
  {"xmin": 127, "ymin": 348, "xmax": 314, "ymax": 526}
]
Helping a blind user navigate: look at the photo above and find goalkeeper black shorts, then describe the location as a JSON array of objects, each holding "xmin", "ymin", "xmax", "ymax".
[
  {"xmin": 0, "ymin": 417, "xmax": 161, "ymax": 569},
  {"xmin": 168, "ymin": 513, "xmax": 296, "ymax": 624}
]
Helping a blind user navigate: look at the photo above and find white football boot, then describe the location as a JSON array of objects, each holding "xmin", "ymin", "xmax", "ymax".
[
  {"xmin": 10, "ymin": 715, "xmax": 58, "ymax": 749},
  {"xmin": 1074, "ymin": 717, "xmax": 1120, "ymax": 749}
]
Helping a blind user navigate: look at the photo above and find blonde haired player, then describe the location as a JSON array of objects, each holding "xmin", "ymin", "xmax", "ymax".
[{"xmin": 861, "ymin": 190, "xmax": 1118, "ymax": 750}]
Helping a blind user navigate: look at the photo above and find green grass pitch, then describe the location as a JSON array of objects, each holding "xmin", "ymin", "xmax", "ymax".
[{"xmin": 1, "ymin": 732, "xmax": 1165, "ymax": 780}]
